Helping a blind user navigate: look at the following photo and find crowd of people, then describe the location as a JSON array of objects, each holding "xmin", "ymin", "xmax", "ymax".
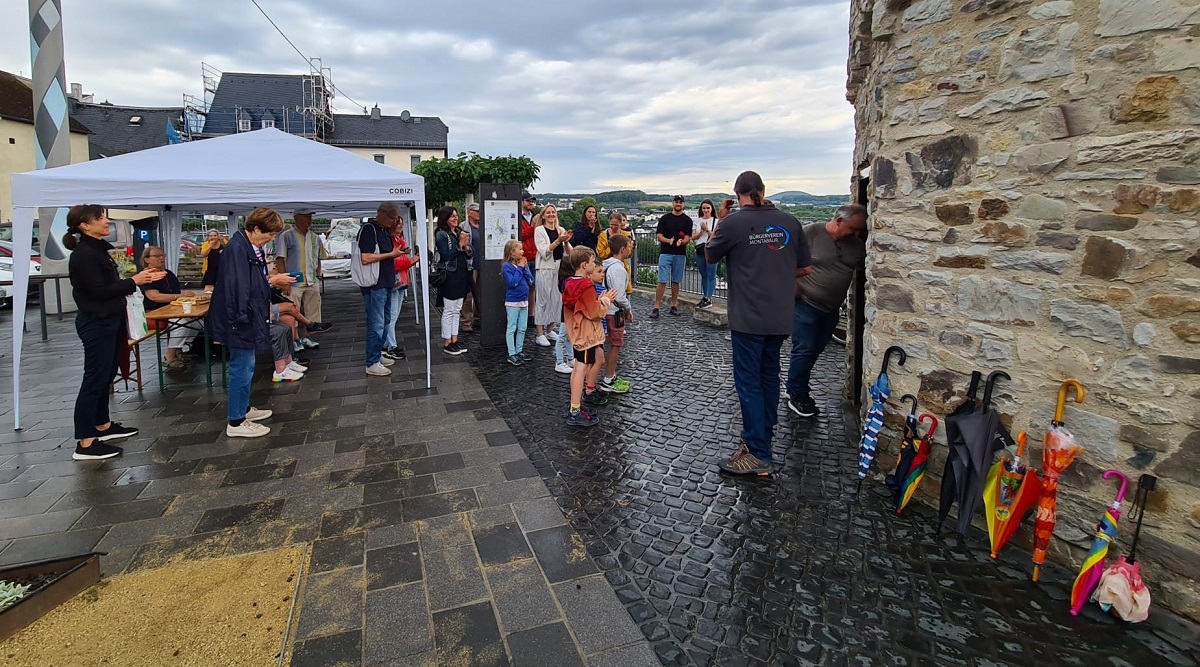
[{"xmin": 63, "ymin": 176, "xmax": 868, "ymax": 475}]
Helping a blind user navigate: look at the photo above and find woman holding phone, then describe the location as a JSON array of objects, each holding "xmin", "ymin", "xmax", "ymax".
[
  {"xmin": 65, "ymin": 205, "xmax": 165, "ymax": 460},
  {"xmin": 694, "ymin": 199, "xmax": 718, "ymax": 309}
]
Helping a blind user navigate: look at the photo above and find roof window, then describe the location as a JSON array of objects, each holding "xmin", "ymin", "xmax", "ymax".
[{"xmin": 129, "ymin": 115, "xmax": 143, "ymax": 125}]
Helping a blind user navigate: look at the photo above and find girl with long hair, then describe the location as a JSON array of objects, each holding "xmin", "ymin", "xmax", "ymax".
[
  {"xmin": 694, "ymin": 199, "xmax": 718, "ymax": 309},
  {"xmin": 434, "ymin": 205, "xmax": 471, "ymax": 355},
  {"xmin": 533, "ymin": 204, "xmax": 572, "ymax": 347}
]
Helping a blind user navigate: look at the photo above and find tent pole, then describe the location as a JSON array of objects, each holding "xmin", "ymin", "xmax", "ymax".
[
  {"xmin": 10, "ymin": 208, "xmax": 36, "ymax": 430},
  {"xmin": 416, "ymin": 202, "xmax": 432, "ymax": 388}
]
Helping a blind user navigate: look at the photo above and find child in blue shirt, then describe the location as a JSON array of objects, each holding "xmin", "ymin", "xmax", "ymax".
[{"xmin": 501, "ymin": 240, "xmax": 535, "ymax": 365}]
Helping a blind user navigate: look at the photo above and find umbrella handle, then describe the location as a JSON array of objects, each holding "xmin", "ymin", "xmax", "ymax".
[
  {"xmin": 901, "ymin": 394, "xmax": 918, "ymax": 416},
  {"xmin": 1054, "ymin": 380, "xmax": 1085, "ymax": 425},
  {"xmin": 966, "ymin": 371, "xmax": 982, "ymax": 401},
  {"xmin": 982, "ymin": 371, "xmax": 1011, "ymax": 413},
  {"xmin": 918, "ymin": 413, "xmax": 938, "ymax": 439},
  {"xmin": 1015, "ymin": 430, "xmax": 1028, "ymax": 457},
  {"xmin": 881, "ymin": 346, "xmax": 907, "ymax": 375},
  {"xmin": 1104, "ymin": 469, "xmax": 1129, "ymax": 504}
]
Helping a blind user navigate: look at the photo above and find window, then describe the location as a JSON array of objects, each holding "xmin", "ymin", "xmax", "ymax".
[
  {"xmin": 261, "ymin": 119, "xmax": 275, "ymax": 129},
  {"xmin": 238, "ymin": 119, "xmax": 251, "ymax": 132},
  {"xmin": 410, "ymin": 155, "xmax": 421, "ymax": 170},
  {"xmin": 129, "ymin": 115, "xmax": 142, "ymax": 125},
  {"xmin": 374, "ymin": 154, "xmax": 385, "ymax": 164}
]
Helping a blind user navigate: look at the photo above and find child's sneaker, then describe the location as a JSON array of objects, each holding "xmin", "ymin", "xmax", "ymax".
[
  {"xmin": 554, "ymin": 362, "xmax": 573, "ymax": 374},
  {"xmin": 600, "ymin": 376, "xmax": 632, "ymax": 394},
  {"xmin": 507, "ymin": 354, "xmax": 524, "ymax": 366},
  {"xmin": 565, "ymin": 408, "xmax": 599, "ymax": 427},
  {"xmin": 519, "ymin": 351, "xmax": 532, "ymax": 362},
  {"xmin": 583, "ymin": 388, "xmax": 609, "ymax": 405}
]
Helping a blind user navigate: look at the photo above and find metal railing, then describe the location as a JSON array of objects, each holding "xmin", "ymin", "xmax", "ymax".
[{"xmin": 631, "ymin": 229, "xmax": 727, "ymax": 299}]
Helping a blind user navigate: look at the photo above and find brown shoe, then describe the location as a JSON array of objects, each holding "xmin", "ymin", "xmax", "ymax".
[{"xmin": 719, "ymin": 441, "xmax": 771, "ymax": 476}]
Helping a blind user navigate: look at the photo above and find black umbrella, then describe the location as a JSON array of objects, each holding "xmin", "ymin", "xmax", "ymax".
[{"xmin": 937, "ymin": 371, "xmax": 1015, "ymax": 536}]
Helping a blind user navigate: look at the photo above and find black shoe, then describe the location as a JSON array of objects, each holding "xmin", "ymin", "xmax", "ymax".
[
  {"xmin": 383, "ymin": 347, "xmax": 407, "ymax": 361},
  {"xmin": 583, "ymin": 388, "xmax": 609, "ymax": 406},
  {"xmin": 565, "ymin": 408, "xmax": 599, "ymax": 427},
  {"xmin": 669, "ymin": 306, "xmax": 681, "ymax": 316},
  {"xmin": 95, "ymin": 422, "xmax": 138, "ymax": 441},
  {"xmin": 507, "ymin": 354, "xmax": 524, "ymax": 366},
  {"xmin": 519, "ymin": 351, "xmax": 532, "ymax": 362},
  {"xmin": 650, "ymin": 308, "xmax": 660, "ymax": 318},
  {"xmin": 697, "ymin": 298, "xmax": 712, "ymax": 309},
  {"xmin": 309, "ymin": 322, "xmax": 333, "ymax": 334},
  {"xmin": 443, "ymin": 343, "xmax": 466, "ymax": 356},
  {"xmin": 294, "ymin": 355, "xmax": 312, "ymax": 366},
  {"xmin": 73, "ymin": 441, "xmax": 123, "ymax": 460},
  {"xmin": 788, "ymin": 395, "xmax": 819, "ymax": 418}
]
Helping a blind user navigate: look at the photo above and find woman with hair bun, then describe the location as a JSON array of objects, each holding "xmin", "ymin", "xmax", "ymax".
[{"xmin": 65, "ymin": 205, "xmax": 165, "ymax": 460}]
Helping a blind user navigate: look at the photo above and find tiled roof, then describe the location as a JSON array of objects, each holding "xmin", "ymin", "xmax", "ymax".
[
  {"xmin": 69, "ymin": 101, "xmax": 184, "ymax": 158},
  {"xmin": 202, "ymin": 72, "xmax": 317, "ymax": 135},
  {"xmin": 0, "ymin": 69, "xmax": 90, "ymax": 133},
  {"xmin": 327, "ymin": 113, "xmax": 448, "ymax": 148}
]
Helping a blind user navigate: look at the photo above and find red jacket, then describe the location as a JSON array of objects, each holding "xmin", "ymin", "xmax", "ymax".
[
  {"xmin": 392, "ymin": 233, "xmax": 414, "ymax": 287},
  {"xmin": 520, "ymin": 214, "xmax": 537, "ymax": 261},
  {"xmin": 562, "ymin": 276, "xmax": 607, "ymax": 350}
]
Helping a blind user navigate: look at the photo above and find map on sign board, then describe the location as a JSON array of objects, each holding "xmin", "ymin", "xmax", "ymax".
[{"xmin": 484, "ymin": 200, "xmax": 519, "ymax": 260}]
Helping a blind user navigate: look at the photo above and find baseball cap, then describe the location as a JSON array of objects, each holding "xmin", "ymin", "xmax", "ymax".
[
  {"xmin": 672, "ymin": 195, "xmax": 685, "ymax": 202},
  {"xmin": 522, "ymin": 192, "xmax": 537, "ymax": 202},
  {"xmin": 294, "ymin": 208, "xmax": 315, "ymax": 215},
  {"xmin": 466, "ymin": 203, "xmax": 480, "ymax": 212}
]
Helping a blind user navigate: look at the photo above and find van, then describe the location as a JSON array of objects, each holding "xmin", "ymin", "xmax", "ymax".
[{"xmin": 104, "ymin": 218, "xmax": 134, "ymax": 251}]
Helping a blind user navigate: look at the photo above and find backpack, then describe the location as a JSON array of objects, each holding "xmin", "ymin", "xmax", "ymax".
[{"xmin": 350, "ymin": 223, "xmax": 380, "ymax": 288}]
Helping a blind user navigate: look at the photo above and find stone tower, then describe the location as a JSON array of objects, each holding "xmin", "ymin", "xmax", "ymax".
[{"xmin": 847, "ymin": 0, "xmax": 1199, "ymax": 618}]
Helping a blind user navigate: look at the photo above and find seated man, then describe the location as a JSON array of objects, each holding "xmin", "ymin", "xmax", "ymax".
[
  {"xmin": 140, "ymin": 246, "xmax": 199, "ymax": 372},
  {"xmin": 271, "ymin": 257, "xmax": 317, "ymax": 353}
]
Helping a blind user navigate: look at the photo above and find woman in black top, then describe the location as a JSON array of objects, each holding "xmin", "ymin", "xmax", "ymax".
[
  {"xmin": 434, "ymin": 206, "xmax": 471, "ymax": 355},
  {"xmin": 571, "ymin": 205, "xmax": 601, "ymax": 251},
  {"xmin": 65, "ymin": 205, "xmax": 164, "ymax": 460},
  {"xmin": 201, "ymin": 229, "xmax": 223, "ymax": 290}
]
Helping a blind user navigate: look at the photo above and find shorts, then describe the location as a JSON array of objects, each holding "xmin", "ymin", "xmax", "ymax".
[
  {"xmin": 573, "ymin": 344, "xmax": 601, "ymax": 365},
  {"xmin": 657, "ymin": 254, "xmax": 685, "ymax": 284},
  {"xmin": 605, "ymin": 315, "xmax": 625, "ymax": 347}
]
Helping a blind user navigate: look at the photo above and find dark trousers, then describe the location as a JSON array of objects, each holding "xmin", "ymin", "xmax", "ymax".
[
  {"xmin": 74, "ymin": 311, "xmax": 124, "ymax": 439},
  {"xmin": 786, "ymin": 300, "xmax": 840, "ymax": 400},
  {"xmin": 730, "ymin": 331, "xmax": 787, "ymax": 462}
]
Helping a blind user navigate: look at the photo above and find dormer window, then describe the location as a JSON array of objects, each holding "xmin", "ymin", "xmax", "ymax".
[
  {"xmin": 261, "ymin": 119, "xmax": 275, "ymax": 129},
  {"xmin": 238, "ymin": 119, "xmax": 251, "ymax": 132},
  {"xmin": 129, "ymin": 115, "xmax": 142, "ymax": 125}
]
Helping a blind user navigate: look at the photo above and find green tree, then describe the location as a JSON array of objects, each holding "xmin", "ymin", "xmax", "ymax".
[{"xmin": 413, "ymin": 152, "xmax": 540, "ymax": 207}]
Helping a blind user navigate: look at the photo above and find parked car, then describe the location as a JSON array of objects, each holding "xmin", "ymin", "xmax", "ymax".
[
  {"xmin": 320, "ymin": 219, "xmax": 359, "ymax": 279},
  {"xmin": 0, "ymin": 253, "xmax": 41, "ymax": 308},
  {"xmin": 180, "ymin": 238, "xmax": 200, "ymax": 252}
]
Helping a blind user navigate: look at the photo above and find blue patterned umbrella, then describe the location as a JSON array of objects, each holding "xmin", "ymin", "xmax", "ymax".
[{"xmin": 857, "ymin": 346, "xmax": 906, "ymax": 491}]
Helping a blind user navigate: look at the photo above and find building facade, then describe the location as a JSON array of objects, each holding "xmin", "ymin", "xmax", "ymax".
[{"xmin": 848, "ymin": 0, "xmax": 1200, "ymax": 617}]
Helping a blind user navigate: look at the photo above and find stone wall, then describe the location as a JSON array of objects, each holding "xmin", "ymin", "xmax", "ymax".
[{"xmin": 847, "ymin": 0, "xmax": 1200, "ymax": 618}]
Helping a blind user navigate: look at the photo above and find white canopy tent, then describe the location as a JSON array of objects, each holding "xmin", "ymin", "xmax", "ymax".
[{"xmin": 8, "ymin": 128, "xmax": 433, "ymax": 430}]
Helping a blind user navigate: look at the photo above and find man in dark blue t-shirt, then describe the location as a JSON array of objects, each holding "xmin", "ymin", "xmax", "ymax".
[{"xmin": 359, "ymin": 203, "xmax": 404, "ymax": 376}]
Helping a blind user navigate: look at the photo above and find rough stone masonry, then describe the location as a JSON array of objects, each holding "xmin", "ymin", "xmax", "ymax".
[{"xmin": 847, "ymin": 0, "xmax": 1200, "ymax": 619}]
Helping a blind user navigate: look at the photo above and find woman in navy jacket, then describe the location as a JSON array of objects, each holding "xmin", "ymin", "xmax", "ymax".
[
  {"xmin": 66, "ymin": 205, "xmax": 165, "ymax": 460},
  {"xmin": 208, "ymin": 207, "xmax": 294, "ymax": 438}
]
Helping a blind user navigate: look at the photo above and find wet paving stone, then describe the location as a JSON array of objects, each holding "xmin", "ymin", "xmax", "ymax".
[
  {"xmin": 467, "ymin": 294, "xmax": 1200, "ymax": 667},
  {"xmin": 432, "ymin": 601, "xmax": 509, "ymax": 667}
]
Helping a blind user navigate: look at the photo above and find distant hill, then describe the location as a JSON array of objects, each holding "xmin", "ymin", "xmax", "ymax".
[{"xmin": 769, "ymin": 191, "xmax": 847, "ymax": 205}]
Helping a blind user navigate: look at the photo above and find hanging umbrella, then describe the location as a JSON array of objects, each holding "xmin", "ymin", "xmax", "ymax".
[
  {"xmin": 937, "ymin": 371, "xmax": 1013, "ymax": 536},
  {"xmin": 983, "ymin": 431, "xmax": 1042, "ymax": 558},
  {"xmin": 1071, "ymin": 470, "xmax": 1128, "ymax": 615},
  {"xmin": 857, "ymin": 345, "xmax": 906, "ymax": 491},
  {"xmin": 938, "ymin": 371, "xmax": 982, "ymax": 534},
  {"xmin": 1031, "ymin": 380, "xmax": 1086, "ymax": 581},
  {"xmin": 1095, "ymin": 474, "xmax": 1156, "ymax": 622}
]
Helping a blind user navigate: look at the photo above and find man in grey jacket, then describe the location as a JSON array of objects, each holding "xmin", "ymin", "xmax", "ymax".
[{"xmin": 705, "ymin": 172, "xmax": 812, "ymax": 476}]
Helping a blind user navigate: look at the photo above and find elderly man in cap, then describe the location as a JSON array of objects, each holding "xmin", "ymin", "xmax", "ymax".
[
  {"xmin": 652, "ymin": 195, "xmax": 692, "ymax": 318},
  {"xmin": 460, "ymin": 203, "xmax": 485, "ymax": 332},
  {"xmin": 275, "ymin": 209, "xmax": 332, "ymax": 347}
]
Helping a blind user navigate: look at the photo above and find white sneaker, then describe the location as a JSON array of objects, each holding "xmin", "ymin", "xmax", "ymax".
[
  {"xmin": 546, "ymin": 329, "xmax": 560, "ymax": 341},
  {"xmin": 536, "ymin": 335, "xmax": 551, "ymax": 347},
  {"xmin": 293, "ymin": 341, "xmax": 305, "ymax": 353},
  {"xmin": 287, "ymin": 361, "xmax": 308, "ymax": 373},
  {"xmin": 366, "ymin": 362, "xmax": 392, "ymax": 376},
  {"xmin": 226, "ymin": 420, "xmax": 270, "ymax": 438},
  {"xmin": 245, "ymin": 407, "xmax": 272, "ymax": 422},
  {"xmin": 302, "ymin": 337, "xmax": 319, "ymax": 349},
  {"xmin": 554, "ymin": 362, "xmax": 574, "ymax": 374},
  {"xmin": 380, "ymin": 356, "xmax": 395, "ymax": 367},
  {"xmin": 272, "ymin": 368, "xmax": 304, "ymax": 382}
]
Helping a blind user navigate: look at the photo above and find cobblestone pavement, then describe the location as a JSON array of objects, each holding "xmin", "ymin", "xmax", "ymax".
[
  {"xmin": 468, "ymin": 294, "xmax": 1200, "ymax": 667},
  {"xmin": 0, "ymin": 282, "xmax": 654, "ymax": 666}
]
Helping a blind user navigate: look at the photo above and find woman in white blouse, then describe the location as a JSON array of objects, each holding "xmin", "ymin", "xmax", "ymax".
[
  {"xmin": 694, "ymin": 198, "xmax": 718, "ymax": 309},
  {"xmin": 533, "ymin": 204, "xmax": 572, "ymax": 346}
]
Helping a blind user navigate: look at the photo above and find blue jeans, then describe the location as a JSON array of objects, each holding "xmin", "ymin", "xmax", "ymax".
[
  {"xmin": 657, "ymin": 254, "xmax": 685, "ymax": 284},
  {"xmin": 362, "ymin": 287, "xmax": 392, "ymax": 366},
  {"xmin": 505, "ymin": 306, "xmax": 528, "ymax": 356},
  {"xmin": 555, "ymin": 321, "xmax": 572, "ymax": 364},
  {"xmin": 696, "ymin": 251, "xmax": 716, "ymax": 299},
  {"xmin": 786, "ymin": 300, "xmax": 841, "ymax": 400},
  {"xmin": 730, "ymin": 331, "xmax": 787, "ymax": 462},
  {"xmin": 386, "ymin": 287, "xmax": 407, "ymax": 348},
  {"xmin": 227, "ymin": 347, "xmax": 256, "ymax": 422}
]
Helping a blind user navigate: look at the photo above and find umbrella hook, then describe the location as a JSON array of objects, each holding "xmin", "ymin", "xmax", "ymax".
[
  {"xmin": 1015, "ymin": 431, "xmax": 1028, "ymax": 457},
  {"xmin": 880, "ymin": 346, "xmax": 907, "ymax": 376},
  {"xmin": 1127, "ymin": 474, "xmax": 1156, "ymax": 563},
  {"xmin": 981, "ymin": 371, "xmax": 1010, "ymax": 413},
  {"xmin": 1053, "ymin": 380, "xmax": 1085, "ymax": 426},
  {"xmin": 1103, "ymin": 469, "xmax": 1129, "ymax": 505},
  {"xmin": 900, "ymin": 394, "xmax": 918, "ymax": 416},
  {"xmin": 918, "ymin": 413, "xmax": 938, "ymax": 439}
]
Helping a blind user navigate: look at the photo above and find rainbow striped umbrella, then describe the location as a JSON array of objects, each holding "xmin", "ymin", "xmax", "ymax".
[{"xmin": 1070, "ymin": 470, "xmax": 1128, "ymax": 616}]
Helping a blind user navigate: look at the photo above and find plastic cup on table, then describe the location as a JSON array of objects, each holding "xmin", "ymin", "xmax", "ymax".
[{"xmin": 182, "ymin": 301, "xmax": 193, "ymax": 315}]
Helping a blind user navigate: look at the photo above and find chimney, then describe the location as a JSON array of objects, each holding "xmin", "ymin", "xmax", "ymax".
[
  {"xmin": 370, "ymin": 104, "xmax": 381, "ymax": 121},
  {"xmin": 69, "ymin": 82, "xmax": 83, "ymax": 100}
]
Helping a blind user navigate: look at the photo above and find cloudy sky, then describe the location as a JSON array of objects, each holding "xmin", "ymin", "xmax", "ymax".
[{"xmin": 1, "ymin": 0, "xmax": 854, "ymax": 195}]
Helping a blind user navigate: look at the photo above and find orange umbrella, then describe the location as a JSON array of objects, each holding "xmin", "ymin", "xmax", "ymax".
[
  {"xmin": 983, "ymin": 431, "xmax": 1041, "ymax": 559},
  {"xmin": 1031, "ymin": 380, "xmax": 1085, "ymax": 582}
]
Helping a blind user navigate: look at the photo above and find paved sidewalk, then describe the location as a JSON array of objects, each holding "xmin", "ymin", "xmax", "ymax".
[
  {"xmin": 469, "ymin": 294, "xmax": 1200, "ymax": 667},
  {"xmin": 0, "ymin": 282, "xmax": 653, "ymax": 666}
]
